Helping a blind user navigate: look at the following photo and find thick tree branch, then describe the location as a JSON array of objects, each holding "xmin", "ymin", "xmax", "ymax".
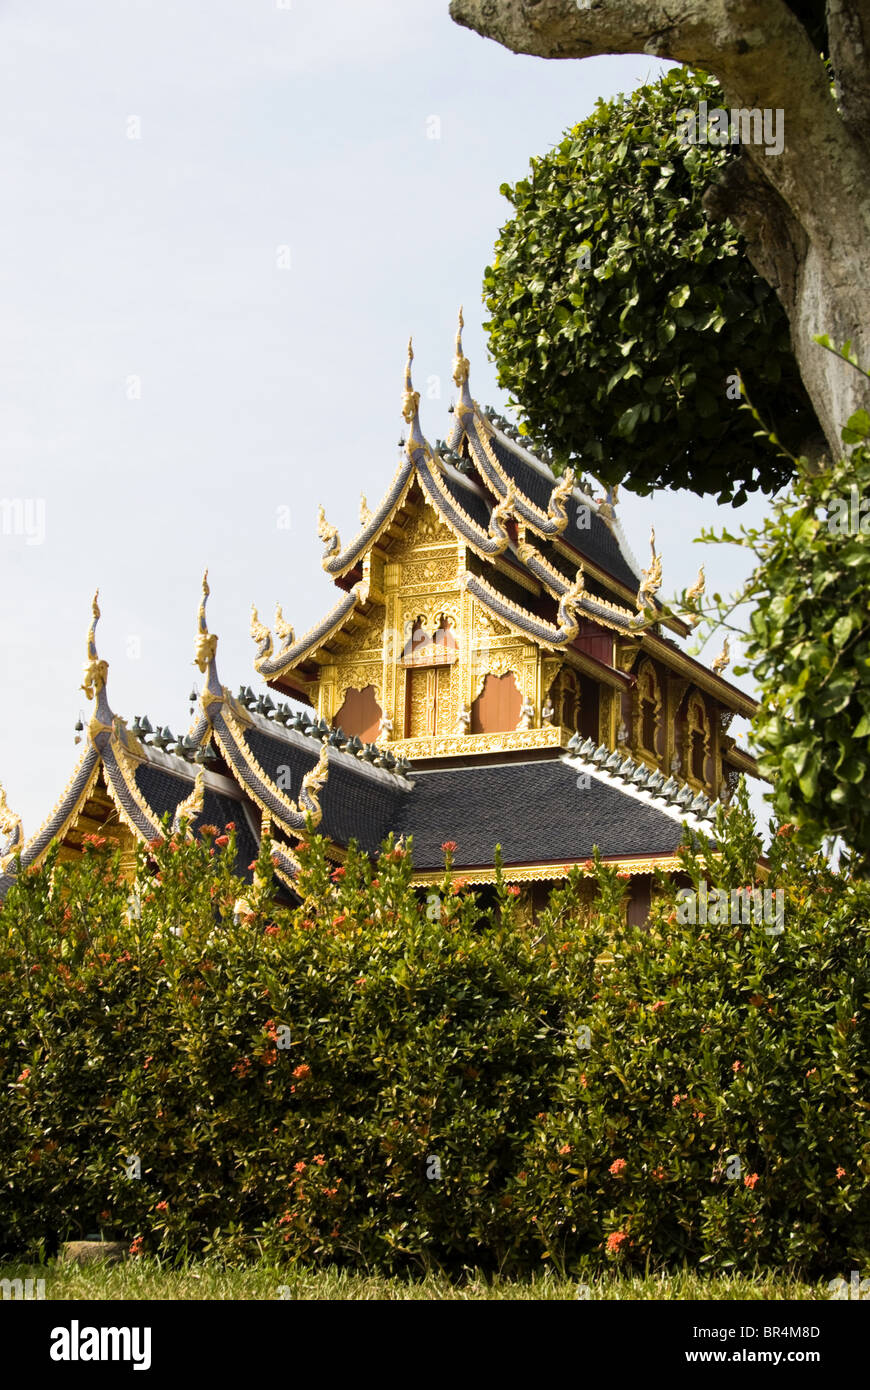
[
  {"xmin": 828, "ymin": 0, "xmax": 870, "ymax": 159},
  {"xmin": 450, "ymin": 0, "xmax": 870, "ymax": 451}
]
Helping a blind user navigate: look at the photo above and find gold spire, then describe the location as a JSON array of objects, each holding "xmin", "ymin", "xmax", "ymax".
[
  {"xmin": 172, "ymin": 767, "xmax": 205, "ymax": 837},
  {"xmin": 194, "ymin": 570, "xmax": 218, "ymax": 673},
  {"xmin": 402, "ymin": 337, "xmax": 421, "ymax": 424},
  {"xmin": 452, "ymin": 306, "xmax": 470, "ymax": 388},
  {"xmin": 712, "ymin": 636, "xmax": 731, "ymax": 674},
  {"xmin": 81, "ymin": 591, "xmax": 109, "ymax": 700},
  {"xmin": 274, "ymin": 603, "xmax": 294, "ymax": 649}
]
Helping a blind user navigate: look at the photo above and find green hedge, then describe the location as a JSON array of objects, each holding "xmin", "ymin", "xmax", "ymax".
[{"xmin": 0, "ymin": 787, "xmax": 867, "ymax": 1274}]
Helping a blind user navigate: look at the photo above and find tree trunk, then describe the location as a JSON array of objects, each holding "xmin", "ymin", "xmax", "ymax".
[{"xmin": 449, "ymin": 0, "xmax": 870, "ymax": 452}]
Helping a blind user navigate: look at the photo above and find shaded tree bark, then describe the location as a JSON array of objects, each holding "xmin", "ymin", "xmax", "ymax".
[{"xmin": 449, "ymin": 0, "xmax": 870, "ymax": 454}]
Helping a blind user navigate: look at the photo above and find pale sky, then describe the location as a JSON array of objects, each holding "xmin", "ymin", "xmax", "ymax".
[{"xmin": 0, "ymin": 0, "xmax": 771, "ymax": 834}]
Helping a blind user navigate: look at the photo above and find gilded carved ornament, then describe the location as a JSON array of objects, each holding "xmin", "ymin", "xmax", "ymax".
[
  {"xmin": 547, "ymin": 466, "xmax": 576, "ymax": 532},
  {"xmin": 402, "ymin": 338, "xmax": 421, "ymax": 424},
  {"xmin": 274, "ymin": 604, "xmax": 295, "ymax": 650},
  {"xmin": 711, "ymin": 637, "xmax": 731, "ymax": 674},
  {"xmin": 317, "ymin": 505, "xmax": 341, "ymax": 568},
  {"xmin": 81, "ymin": 591, "xmax": 109, "ymax": 701},
  {"xmin": 636, "ymin": 528, "xmax": 663, "ymax": 612},
  {"xmin": 171, "ymin": 767, "xmax": 205, "ymax": 838},
  {"xmin": 250, "ymin": 605, "xmax": 273, "ymax": 660},
  {"xmin": 684, "ymin": 566, "xmax": 706, "ymax": 627},
  {"xmin": 452, "ymin": 306, "xmax": 470, "ymax": 389},
  {"xmin": 488, "ymin": 481, "xmax": 517, "ymax": 554},
  {"xmin": 194, "ymin": 571, "xmax": 218, "ymax": 674}
]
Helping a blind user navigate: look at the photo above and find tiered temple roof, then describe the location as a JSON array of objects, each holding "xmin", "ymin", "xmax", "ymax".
[{"xmin": 0, "ymin": 318, "xmax": 759, "ymax": 910}]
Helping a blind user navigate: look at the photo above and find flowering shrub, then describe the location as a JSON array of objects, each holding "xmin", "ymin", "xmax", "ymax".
[{"xmin": 0, "ymin": 788, "xmax": 867, "ymax": 1274}]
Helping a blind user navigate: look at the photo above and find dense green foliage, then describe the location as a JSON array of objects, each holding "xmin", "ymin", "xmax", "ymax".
[
  {"xmin": 682, "ymin": 380, "xmax": 870, "ymax": 867},
  {"xmin": 1, "ymin": 793, "xmax": 867, "ymax": 1274},
  {"xmin": 482, "ymin": 67, "xmax": 818, "ymax": 503}
]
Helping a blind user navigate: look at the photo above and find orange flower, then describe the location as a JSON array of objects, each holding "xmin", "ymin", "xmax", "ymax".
[
  {"xmin": 606, "ymin": 1231, "xmax": 628, "ymax": 1253},
  {"xmin": 441, "ymin": 841, "xmax": 458, "ymax": 854},
  {"xmin": 836, "ymin": 1166, "xmax": 846, "ymax": 1178},
  {"xmin": 129, "ymin": 1236, "xmax": 144, "ymax": 1256},
  {"xmin": 731, "ymin": 1060, "xmax": 744, "ymax": 1073},
  {"xmin": 609, "ymin": 1158, "xmax": 627, "ymax": 1176},
  {"xmin": 155, "ymin": 1200, "xmax": 168, "ymax": 1212},
  {"xmin": 506, "ymin": 885, "xmax": 521, "ymax": 897},
  {"xmin": 294, "ymin": 1161, "xmax": 306, "ymax": 1173},
  {"xmin": 331, "ymin": 867, "xmax": 346, "ymax": 881},
  {"xmin": 17, "ymin": 1068, "xmax": 30, "ymax": 1082},
  {"xmin": 215, "ymin": 835, "xmax": 229, "ymax": 848},
  {"xmin": 744, "ymin": 1172, "xmax": 759, "ymax": 1189},
  {"xmin": 81, "ymin": 833, "xmax": 107, "ymax": 850},
  {"xmin": 558, "ymin": 1143, "xmax": 572, "ymax": 1156},
  {"xmin": 313, "ymin": 1154, "xmax": 326, "ymax": 1166},
  {"xmin": 292, "ymin": 1064, "xmax": 311, "ymax": 1080}
]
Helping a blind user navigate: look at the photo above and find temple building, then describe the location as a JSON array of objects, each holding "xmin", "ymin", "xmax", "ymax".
[{"xmin": 0, "ymin": 316, "xmax": 758, "ymax": 918}]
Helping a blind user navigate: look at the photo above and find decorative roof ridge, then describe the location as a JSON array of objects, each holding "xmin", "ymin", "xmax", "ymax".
[
  {"xmin": 101, "ymin": 729, "xmax": 165, "ymax": 843},
  {"xmin": 515, "ymin": 526, "xmax": 636, "ymax": 630},
  {"xmin": 242, "ymin": 705, "xmax": 414, "ymax": 792},
  {"xmin": 171, "ymin": 767, "xmax": 205, "ymax": 838},
  {"xmin": 462, "ymin": 566, "xmax": 585, "ymax": 650},
  {"xmin": 563, "ymin": 733, "xmax": 719, "ymax": 830},
  {"xmin": 253, "ymin": 586, "xmax": 362, "ymax": 679},
  {"xmin": 413, "ymin": 436, "xmax": 516, "ymax": 560},
  {"xmin": 268, "ymin": 838, "xmax": 302, "ymax": 892},
  {"xmin": 212, "ymin": 698, "xmax": 330, "ymax": 833},
  {"xmin": 640, "ymin": 628, "xmax": 758, "ymax": 715},
  {"xmin": 319, "ymin": 453, "xmax": 415, "ymax": 578},
  {"xmin": 0, "ymin": 747, "xmax": 101, "ymax": 896}
]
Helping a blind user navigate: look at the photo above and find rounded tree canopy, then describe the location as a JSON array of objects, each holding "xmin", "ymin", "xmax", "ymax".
[{"xmin": 483, "ymin": 67, "xmax": 820, "ymax": 504}]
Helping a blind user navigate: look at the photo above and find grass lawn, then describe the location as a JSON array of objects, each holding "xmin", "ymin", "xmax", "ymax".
[{"xmin": 0, "ymin": 1259, "xmax": 830, "ymax": 1300}]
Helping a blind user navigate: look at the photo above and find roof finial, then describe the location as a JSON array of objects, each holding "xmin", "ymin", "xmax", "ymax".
[
  {"xmin": 250, "ymin": 604, "xmax": 273, "ymax": 660},
  {"xmin": 453, "ymin": 305, "xmax": 470, "ymax": 388},
  {"xmin": 636, "ymin": 528, "xmax": 663, "ymax": 612},
  {"xmin": 274, "ymin": 603, "xmax": 295, "ymax": 650},
  {"xmin": 194, "ymin": 569, "xmax": 219, "ymax": 674},
  {"xmin": 316, "ymin": 504, "xmax": 341, "ymax": 568},
  {"xmin": 712, "ymin": 635, "xmax": 731, "ymax": 674},
  {"xmin": 685, "ymin": 565, "xmax": 706, "ymax": 627},
  {"xmin": 81, "ymin": 591, "xmax": 109, "ymax": 700},
  {"xmin": 402, "ymin": 337, "xmax": 421, "ymax": 424}
]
